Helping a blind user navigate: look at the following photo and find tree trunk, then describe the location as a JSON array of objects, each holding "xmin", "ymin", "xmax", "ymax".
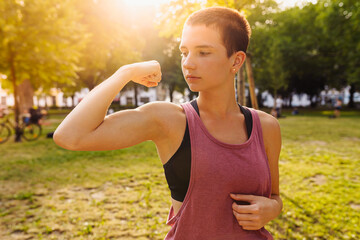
[
  {"xmin": 17, "ymin": 79, "xmax": 34, "ymax": 115},
  {"xmin": 310, "ymin": 94, "xmax": 317, "ymax": 108},
  {"xmin": 348, "ymin": 83, "xmax": 355, "ymax": 108},
  {"xmin": 71, "ymin": 95, "xmax": 75, "ymax": 107},
  {"xmin": 134, "ymin": 85, "xmax": 138, "ymax": 107},
  {"xmin": 273, "ymin": 90, "xmax": 277, "ymax": 110},
  {"xmin": 245, "ymin": 54, "xmax": 258, "ymax": 109},
  {"xmin": 187, "ymin": 87, "xmax": 198, "ymax": 101},
  {"xmin": 257, "ymin": 91, "xmax": 263, "ymax": 108},
  {"xmin": 169, "ymin": 83, "xmax": 175, "ymax": 102},
  {"xmin": 9, "ymin": 50, "xmax": 21, "ymax": 142},
  {"xmin": 44, "ymin": 94, "xmax": 48, "ymax": 109},
  {"xmin": 88, "ymin": 74, "xmax": 98, "ymax": 90},
  {"xmin": 237, "ymin": 66, "xmax": 246, "ymax": 106}
]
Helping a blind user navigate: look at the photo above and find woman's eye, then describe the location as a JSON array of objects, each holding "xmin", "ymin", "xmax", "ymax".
[
  {"xmin": 199, "ymin": 52, "xmax": 210, "ymax": 56},
  {"xmin": 181, "ymin": 52, "xmax": 209, "ymax": 57}
]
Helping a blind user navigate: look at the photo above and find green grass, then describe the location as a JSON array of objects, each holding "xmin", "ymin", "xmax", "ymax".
[
  {"xmin": 271, "ymin": 114, "xmax": 360, "ymax": 239},
  {"xmin": 0, "ymin": 109, "xmax": 359, "ymax": 239}
]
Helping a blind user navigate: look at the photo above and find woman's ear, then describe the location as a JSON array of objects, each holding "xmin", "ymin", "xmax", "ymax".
[{"xmin": 231, "ymin": 51, "xmax": 246, "ymax": 72}]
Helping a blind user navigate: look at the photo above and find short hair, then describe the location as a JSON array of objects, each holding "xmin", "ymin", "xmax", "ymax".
[{"xmin": 185, "ymin": 7, "xmax": 251, "ymax": 57}]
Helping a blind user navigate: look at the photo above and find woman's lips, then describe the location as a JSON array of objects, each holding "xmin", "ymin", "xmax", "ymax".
[{"xmin": 186, "ymin": 76, "xmax": 201, "ymax": 81}]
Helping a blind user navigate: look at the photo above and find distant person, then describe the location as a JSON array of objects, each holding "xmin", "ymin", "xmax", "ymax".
[
  {"xmin": 275, "ymin": 96, "xmax": 283, "ymax": 118},
  {"xmin": 29, "ymin": 106, "xmax": 43, "ymax": 124},
  {"xmin": 54, "ymin": 7, "xmax": 282, "ymax": 239},
  {"xmin": 270, "ymin": 108, "xmax": 278, "ymax": 118},
  {"xmin": 292, "ymin": 107, "xmax": 299, "ymax": 115},
  {"xmin": 334, "ymin": 97, "xmax": 342, "ymax": 118},
  {"xmin": 22, "ymin": 109, "xmax": 31, "ymax": 124}
]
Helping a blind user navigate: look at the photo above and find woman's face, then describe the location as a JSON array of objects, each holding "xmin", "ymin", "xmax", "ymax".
[{"xmin": 179, "ymin": 24, "xmax": 235, "ymax": 92}]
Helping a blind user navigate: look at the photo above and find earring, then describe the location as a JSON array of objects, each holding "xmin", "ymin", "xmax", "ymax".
[{"xmin": 232, "ymin": 68, "xmax": 236, "ymax": 73}]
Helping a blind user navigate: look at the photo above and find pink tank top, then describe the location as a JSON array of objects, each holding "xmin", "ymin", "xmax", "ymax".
[{"xmin": 164, "ymin": 102, "xmax": 273, "ymax": 240}]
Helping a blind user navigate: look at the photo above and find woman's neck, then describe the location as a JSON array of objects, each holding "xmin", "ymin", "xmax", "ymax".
[{"xmin": 197, "ymin": 84, "xmax": 239, "ymax": 118}]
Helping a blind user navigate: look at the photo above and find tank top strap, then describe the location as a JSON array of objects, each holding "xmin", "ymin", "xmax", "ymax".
[
  {"xmin": 248, "ymin": 108, "xmax": 269, "ymax": 187},
  {"xmin": 180, "ymin": 102, "xmax": 198, "ymax": 130},
  {"xmin": 248, "ymin": 108, "xmax": 264, "ymax": 141}
]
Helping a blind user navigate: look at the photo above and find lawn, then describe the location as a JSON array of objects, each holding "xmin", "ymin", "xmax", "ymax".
[{"xmin": 0, "ymin": 109, "xmax": 359, "ymax": 239}]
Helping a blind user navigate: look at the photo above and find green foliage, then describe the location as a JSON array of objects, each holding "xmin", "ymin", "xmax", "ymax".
[
  {"xmin": 316, "ymin": 0, "xmax": 360, "ymax": 86},
  {"xmin": 206, "ymin": 0, "xmax": 256, "ymax": 10},
  {"xmin": 161, "ymin": 38, "xmax": 187, "ymax": 100},
  {"xmin": 248, "ymin": 0, "xmax": 360, "ymax": 102},
  {"xmin": 0, "ymin": 0, "xmax": 86, "ymax": 92},
  {"xmin": 157, "ymin": 0, "xmax": 203, "ymax": 38}
]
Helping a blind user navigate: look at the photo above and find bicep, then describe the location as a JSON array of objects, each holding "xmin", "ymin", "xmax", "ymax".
[{"xmin": 72, "ymin": 105, "xmax": 163, "ymax": 151}]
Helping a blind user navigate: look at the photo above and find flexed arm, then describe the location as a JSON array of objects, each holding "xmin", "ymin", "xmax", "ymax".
[{"xmin": 53, "ymin": 61, "xmax": 162, "ymax": 151}]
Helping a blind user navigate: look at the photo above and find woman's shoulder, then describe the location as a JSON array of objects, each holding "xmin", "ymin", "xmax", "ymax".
[
  {"xmin": 140, "ymin": 101, "xmax": 184, "ymax": 116},
  {"xmin": 139, "ymin": 101, "xmax": 186, "ymax": 129},
  {"xmin": 245, "ymin": 108, "xmax": 280, "ymax": 136},
  {"xmin": 141, "ymin": 101, "xmax": 187, "ymax": 154},
  {"xmin": 254, "ymin": 109, "xmax": 279, "ymax": 127},
  {"xmin": 253, "ymin": 109, "xmax": 281, "ymax": 150}
]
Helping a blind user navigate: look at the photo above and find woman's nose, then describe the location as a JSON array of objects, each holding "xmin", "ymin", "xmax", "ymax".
[{"xmin": 182, "ymin": 55, "xmax": 196, "ymax": 70}]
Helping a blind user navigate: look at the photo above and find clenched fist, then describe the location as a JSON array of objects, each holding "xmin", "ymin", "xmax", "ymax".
[{"xmin": 122, "ymin": 60, "xmax": 162, "ymax": 88}]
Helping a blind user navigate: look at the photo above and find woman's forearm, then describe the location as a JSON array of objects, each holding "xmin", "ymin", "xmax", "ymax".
[{"xmin": 270, "ymin": 194, "xmax": 283, "ymax": 218}]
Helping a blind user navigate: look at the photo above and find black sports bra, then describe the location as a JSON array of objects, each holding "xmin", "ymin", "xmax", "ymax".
[{"xmin": 163, "ymin": 99, "xmax": 253, "ymax": 202}]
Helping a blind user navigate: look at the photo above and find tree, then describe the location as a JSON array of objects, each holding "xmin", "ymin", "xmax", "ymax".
[
  {"xmin": 250, "ymin": 26, "xmax": 288, "ymax": 107},
  {"xmin": 245, "ymin": 0, "xmax": 290, "ymax": 105},
  {"xmin": 250, "ymin": 3, "xmax": 332, "ymax": 107},
  {"xmin": 161, "ymin": 39, "xmax": 187, "ymax": 102},
  {"xmin": 273, "ymin": 5, "xmax": 327, "ymax": 107},
  {"xmin": 316, "ymin": 0, "xmax": 360, "ymax": 107},
  {"xmin": 157, "ymin": 0, "xmax": 203, "ymax": 39},
  {"xmin": 73, "ymin": 0, "xmax": 143, "ymax": 91},
  {"xmin": 0, "ymin": 0, "xmax": 86, "ymax": 141}
]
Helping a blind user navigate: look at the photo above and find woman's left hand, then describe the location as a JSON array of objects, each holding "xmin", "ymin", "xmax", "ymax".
[{"xmin": 229, "ymin": 193, "xmax": 281, "ymax": 230}]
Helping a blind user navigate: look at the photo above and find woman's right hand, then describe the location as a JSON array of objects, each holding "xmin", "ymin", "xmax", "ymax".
[{"xmin": 122, "ymin": 60, "xmax": 162, "ymax": 87}]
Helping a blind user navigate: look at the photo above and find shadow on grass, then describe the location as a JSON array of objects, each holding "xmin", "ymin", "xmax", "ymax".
[{"xmin": 272, "ymin": 192, "xmax": 345, "ymax": 239}]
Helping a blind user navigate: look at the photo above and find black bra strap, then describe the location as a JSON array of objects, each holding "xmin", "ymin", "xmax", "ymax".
[
  {"xmin": 189, "ymin": 99, "xmax": 252, "ymax": 138},
  {"xmin": 239, "ymin": 105, "xmax": 253, "ymax": 138},
  {"xmin": 190, "ymin": 99, "xmax": 200, "ymax": 115}
]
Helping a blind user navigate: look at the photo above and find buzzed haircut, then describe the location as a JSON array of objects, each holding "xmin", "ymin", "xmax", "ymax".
[{"xmin": 185, "ymin": 7, "xmax": 251, "ymax": 57}]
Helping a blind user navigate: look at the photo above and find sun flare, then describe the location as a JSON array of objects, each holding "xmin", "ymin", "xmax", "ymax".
[{"xmin": 121, "ymin": 0, "xmax": 168, "ymax": 7}]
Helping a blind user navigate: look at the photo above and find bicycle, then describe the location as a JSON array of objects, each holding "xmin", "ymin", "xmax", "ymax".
[{"xmin": 0, "ymin": 114, "xmax": 42, "ymax": 143}]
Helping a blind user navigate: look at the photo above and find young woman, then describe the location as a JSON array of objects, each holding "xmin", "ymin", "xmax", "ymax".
[{"xmin": 54, "ymin": 7, "xmax": 282, "ymax": 239}]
